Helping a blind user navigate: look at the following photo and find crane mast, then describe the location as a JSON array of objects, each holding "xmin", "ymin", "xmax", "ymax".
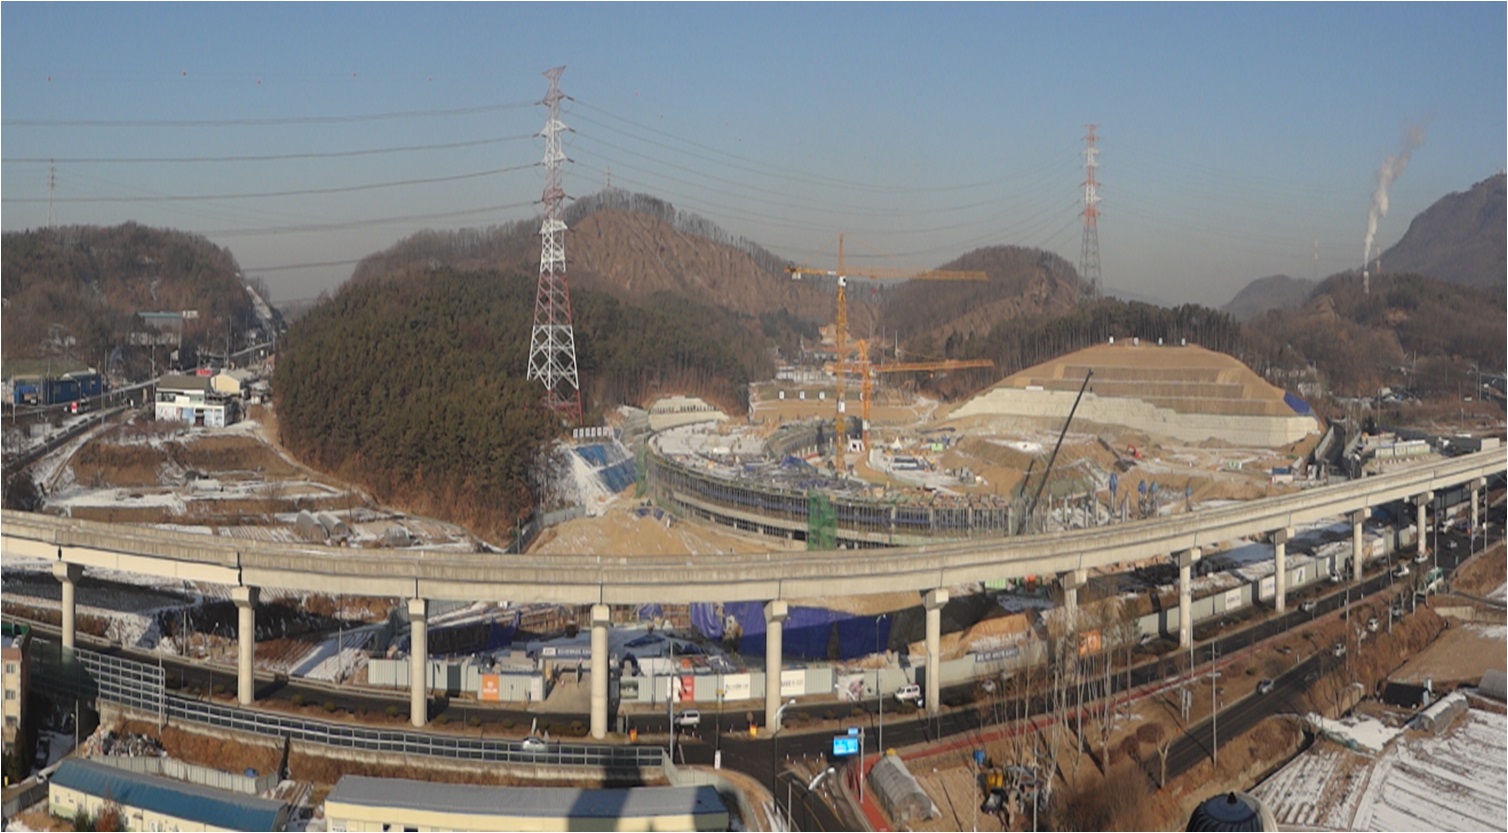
[{"xmin": 787, "ymin": 234, "xmax": 987, "ymax": 472}]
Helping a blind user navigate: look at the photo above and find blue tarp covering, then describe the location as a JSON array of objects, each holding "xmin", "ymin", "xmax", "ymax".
[
  {"xmin": 690, "ymin": 602, "xmax": 894, "ymax": 660},
  {"xmin": 572, "ymin": 443, "xmax": 638, "ymax": 494},
  {"xmin": 574, "ymin": 443, "xmax": 624, "ymax": 467},
  {"xmin": 1284, "ymin": 391, "xmax": 1313, "ymax": 416},
  {"xmin": 599, "ymin": 459, "xmax": 638, "ymax": 494},
  {"xmin": 636, "ymin": 603, "xmax": 664, "ymax": 621}
]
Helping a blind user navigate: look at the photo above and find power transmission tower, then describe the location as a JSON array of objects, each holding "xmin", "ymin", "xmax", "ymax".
[
  {"xmin": 48, "ymin": 159, "xmax": 57, "ymax": 228},
  {"xmin": 526, "ymin": 66, "xmax": 583, "ymax": 426},
  {"xmin": 1078, "ymin": 125, "xmax": 1102, "ymax": 299}
]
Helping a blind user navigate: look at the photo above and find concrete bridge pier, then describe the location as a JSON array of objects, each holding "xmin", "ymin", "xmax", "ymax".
[
  {"xmin": 1472, "ymin": 477, "xmax": 1485, "ymax": 545},
  {"xmin": 1272, "ymin": 528, "xmax": 1291, "ymax": 612},
  {"xmin": 923, "ymin": 588, "xmax": 948, "ymax": 715},
  {"xmin": 408, "ymin": 598, "xmax": 428, "ymax": 728},
  {"xmin": 764, "ymin": 600, "xmax": 788, "ymax": 732},
  {"xmin": 232, "ymin": 586, "xmax": 259, "ymax": 705},
  {"xmin": 1349, "ymin": 509, "xmax": 1367, "ymax": 582},
  {"xmin": 51, "ymin": 561, "xmax": 83, "ymax": 652},
  {"xmin": 590, "ymin": 604, "xmax": 610, "ymax": 740},
  {"xmin": 1060, "ymin": 569, "xmax": 1088, "ymax": 624},
  {"xmin": 1177, "ymin": 548, "xmax": 1201, "ymax": 649},
  {"xmin": 1416, "ymin": 491, "xmax": 1434, "ymax": 554}
]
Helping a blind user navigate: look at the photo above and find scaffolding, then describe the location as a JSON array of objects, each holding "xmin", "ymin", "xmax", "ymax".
[
  {"xmin": 643, "ymin": 446, "xmax": 1051, "ymax": 547},
  {"xmin": 807, "ymin": 492, "xmax": 837, "ymax": 551}
]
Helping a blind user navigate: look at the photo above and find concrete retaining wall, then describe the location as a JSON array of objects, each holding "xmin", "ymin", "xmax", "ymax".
[{"xmin": 953, "ymin": 387, "xmax": 1318, "ymax": 447}]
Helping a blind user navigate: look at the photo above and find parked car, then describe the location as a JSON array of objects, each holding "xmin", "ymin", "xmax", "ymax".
[
  {"xmin": 675, "ymin": 709, "xmax": 701, "ymax": 728},
  {"xmin": 1257, "ymin": 679, "xmax": 1275, "ymax": 695},
  {"xmin": 520, "ymin": 736, "xmax": 548, "ymax": 752},
  {"xmin": 1300, "ymin": 600, "xmax": 1317, "ymax": 612},
  {"xmin": 895, "ymin": 684, "xmax": 922, "ymax": 703},
  {"xmin": 1394, "ymin": 564, "xmax": 1411, "ymax": 577},
  {"xmin": 1414, "ymin": 551, "xmax": 1430, "ymax": 563}
]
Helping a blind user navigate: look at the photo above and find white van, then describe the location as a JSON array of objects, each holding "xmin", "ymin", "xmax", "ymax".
[{"xmin": 895, "ymin": 684, "xmax": 922, "ymax": 703}]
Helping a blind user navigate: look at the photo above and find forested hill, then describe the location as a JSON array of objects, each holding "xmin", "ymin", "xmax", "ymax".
[
  {"xmin": 927, "ymin": 299, "xmax": 1250, "ymax": 399},
  {"xmin": 882, "ymin": 245, "xmax": 1086, "ymax": 352},
  {"xmin": 274, "ymin": 267, "xmax": 769, "ymax": 540},
  {"xmin": 1246, "ymin": 272, "xmax": 1505, "ymax": 397},
  {"xmin": 349, "ymin": 189, "xmax": 832, "ymax": 324},
  {"xmin": 0, "ymin": 223, "xmax": 255, "ymax": 372}
]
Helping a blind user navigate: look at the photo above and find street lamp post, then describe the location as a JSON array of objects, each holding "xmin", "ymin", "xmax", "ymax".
[
  {"xmin": 773, "ymin": 698, "xmax": 797, "ymax": 826},
  {"xmin": 715, "ymin": 684, "xmax": 724, "ymax": 770},
  {"xmin": 875, "ymin": 614, "xmax": 886, "ymax": 756},
  {"xmin": 1210, "ymin": 641, "xmax": 1219, "ymax": 767}
]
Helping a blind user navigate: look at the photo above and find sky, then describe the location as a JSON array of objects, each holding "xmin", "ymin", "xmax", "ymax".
[{"xmin": 3, "ymin": 3, "xmax": 1504, "ymax": 308}]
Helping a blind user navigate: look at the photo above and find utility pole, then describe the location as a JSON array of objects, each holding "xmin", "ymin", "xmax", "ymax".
[{"xmin": 48, "ymin": 159, "xmax": 57, "ymax": 228}]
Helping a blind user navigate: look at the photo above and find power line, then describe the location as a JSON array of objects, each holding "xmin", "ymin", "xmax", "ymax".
[
  {"xmin": 3, "ymin": 134, "xmax": 536, "ymax": 164},
  {"xmin": 243, "ymin": 258, "xmax": 366, "ymax": 273},
  {"xmin": 3, "ymin": 163, "xmax": 537, "ymax": 204},
  {"xmin": 202, "ymin": 200, "xmax": 536, "ymax": 237},
  {"xmin": 4, "ymin": 100, "xmax": 536, "ymax": 128},
  {"xmin": 574, "ymin": 99, "xmax": 1064, "ymax": 196}
]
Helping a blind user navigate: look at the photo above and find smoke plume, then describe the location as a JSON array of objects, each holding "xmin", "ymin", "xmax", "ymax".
[{"xmin": 1363, "ymin": 124, "xmax": 1427, "ymax": 272}]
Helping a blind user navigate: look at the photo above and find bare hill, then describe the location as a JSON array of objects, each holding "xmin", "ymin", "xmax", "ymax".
[
  {"xmin": 1379, "ymin": 173, "xmax": 1505, "ymax": 290},
  {"xmin": 1221, "ymin": 274, "xmax": 1316, "ymax": 321}
]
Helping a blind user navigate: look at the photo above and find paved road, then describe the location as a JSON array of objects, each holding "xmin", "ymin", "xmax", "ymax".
[{"xmin": 17, "ymin": 501, "xmax": 1503, "ymax": 828}]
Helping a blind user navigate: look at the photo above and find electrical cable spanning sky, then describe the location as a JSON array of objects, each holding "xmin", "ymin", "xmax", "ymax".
[{"xmin": 1, "ymin": 4, "xmax": 1501, "ymax": 306}]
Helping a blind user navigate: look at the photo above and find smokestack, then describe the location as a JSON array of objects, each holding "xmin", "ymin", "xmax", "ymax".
[{"xmin": 1362, "ymin": 125, "xmax": 1426, "ymax": 293}]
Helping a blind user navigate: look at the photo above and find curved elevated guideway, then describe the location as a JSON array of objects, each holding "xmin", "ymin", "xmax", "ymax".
[{"xmin": 3, "ymin": 449, "xmax": 1502, "ymax": 736}]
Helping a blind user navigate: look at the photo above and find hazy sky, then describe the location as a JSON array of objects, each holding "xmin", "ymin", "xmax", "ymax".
[{"xmin": 3, "ymin": 3, "xmax": 1503, "ymax": 307}]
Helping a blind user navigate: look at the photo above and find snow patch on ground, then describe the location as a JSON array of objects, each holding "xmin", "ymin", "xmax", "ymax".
[
  {"xmin": 1467, "ymin": 622, "xmax": 1507, "ymax": 642},
  {"xmin": 1306, "ymin": 712, "xmax": 1403, "ymax": 754},
  {"xmin": 1258, "ymin": 708, "xmax": 1507, "ymax": 831}
]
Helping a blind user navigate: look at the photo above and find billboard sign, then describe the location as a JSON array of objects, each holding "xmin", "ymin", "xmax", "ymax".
[
  {"xmin": 480, "ymin": 674, "xmax": 501, "ymax": 702},
  {"xmin": 780, "ymin": 670, "xmax": 805, "ymax": 697}
]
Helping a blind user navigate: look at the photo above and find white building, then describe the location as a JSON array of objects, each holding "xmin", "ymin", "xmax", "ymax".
[{"xmin": 155, "ymin": 374, "xmax": 235, "ymax": 428}]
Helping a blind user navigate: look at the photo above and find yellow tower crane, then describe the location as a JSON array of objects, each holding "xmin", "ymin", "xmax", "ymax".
[
  {"xmin": 786, "ymin": 234, "xmax": 987, "ymax": 472},
  {"xmin": 855, "ymin": 340, "xmax": 994, "ymax": 448}
]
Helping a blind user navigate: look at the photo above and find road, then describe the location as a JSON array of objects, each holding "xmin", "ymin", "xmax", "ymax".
[{"xmin": 14, "ymin": 501, "xmax": 1503, "ymax": 828}]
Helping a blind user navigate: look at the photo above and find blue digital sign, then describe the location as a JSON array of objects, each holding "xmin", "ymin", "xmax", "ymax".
[{"xmin": 832, "ymin": 735, "xmax": 859, "ymax": 756}]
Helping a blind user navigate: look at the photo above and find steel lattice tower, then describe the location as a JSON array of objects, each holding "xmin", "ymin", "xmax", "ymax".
[
  {"xmin": 1078, "ymin": 125, "xmax": 1102, "ymax": 299},
  {"xmin": 526, "ymin": 66, "xmax": 583, "ymax": 426}
]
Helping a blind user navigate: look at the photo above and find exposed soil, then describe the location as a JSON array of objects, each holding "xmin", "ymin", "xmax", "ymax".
[{"xmin": 1452, "ymin": 541, "xmax": 1507, "ymax": 597}]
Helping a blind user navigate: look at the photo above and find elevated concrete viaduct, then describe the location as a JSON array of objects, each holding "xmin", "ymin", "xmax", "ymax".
[{"xmin": 4, "ymin": 449, "xmax": 1501, "ymax": 737}]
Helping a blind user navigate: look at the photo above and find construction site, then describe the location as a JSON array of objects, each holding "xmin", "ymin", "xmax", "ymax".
[{"xmin": 633, "ymin": 338, "xmax": 1325, "ymax": 551}]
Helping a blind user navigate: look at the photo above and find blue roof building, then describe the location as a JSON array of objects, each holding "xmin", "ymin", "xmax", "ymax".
[{"xmin": 48, "ymin": 758, "xmax": 289, "ymax": 831}]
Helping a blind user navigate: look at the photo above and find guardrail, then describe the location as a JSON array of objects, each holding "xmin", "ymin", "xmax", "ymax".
[{"xmin": 31, "ymin": 644, "xmax": 662, "ymax": 770}]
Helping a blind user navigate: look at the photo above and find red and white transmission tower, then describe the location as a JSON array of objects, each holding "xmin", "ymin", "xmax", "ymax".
[
  {"xmin": 1079, "ymin": 124, "xmax": 1102, "ymax": 299},
  {"xmin": 526, "ymin": 66, "xmax": 583, "ymax": 426}
]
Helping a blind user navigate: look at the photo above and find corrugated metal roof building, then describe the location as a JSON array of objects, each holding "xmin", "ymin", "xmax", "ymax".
[
  {"xmin": 48, "ymin": 758, "xmax": 290, "ymax": 831},
  {"xmin": 324, "ymin": 775, "xmax": 728, "ymax": 832}
]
